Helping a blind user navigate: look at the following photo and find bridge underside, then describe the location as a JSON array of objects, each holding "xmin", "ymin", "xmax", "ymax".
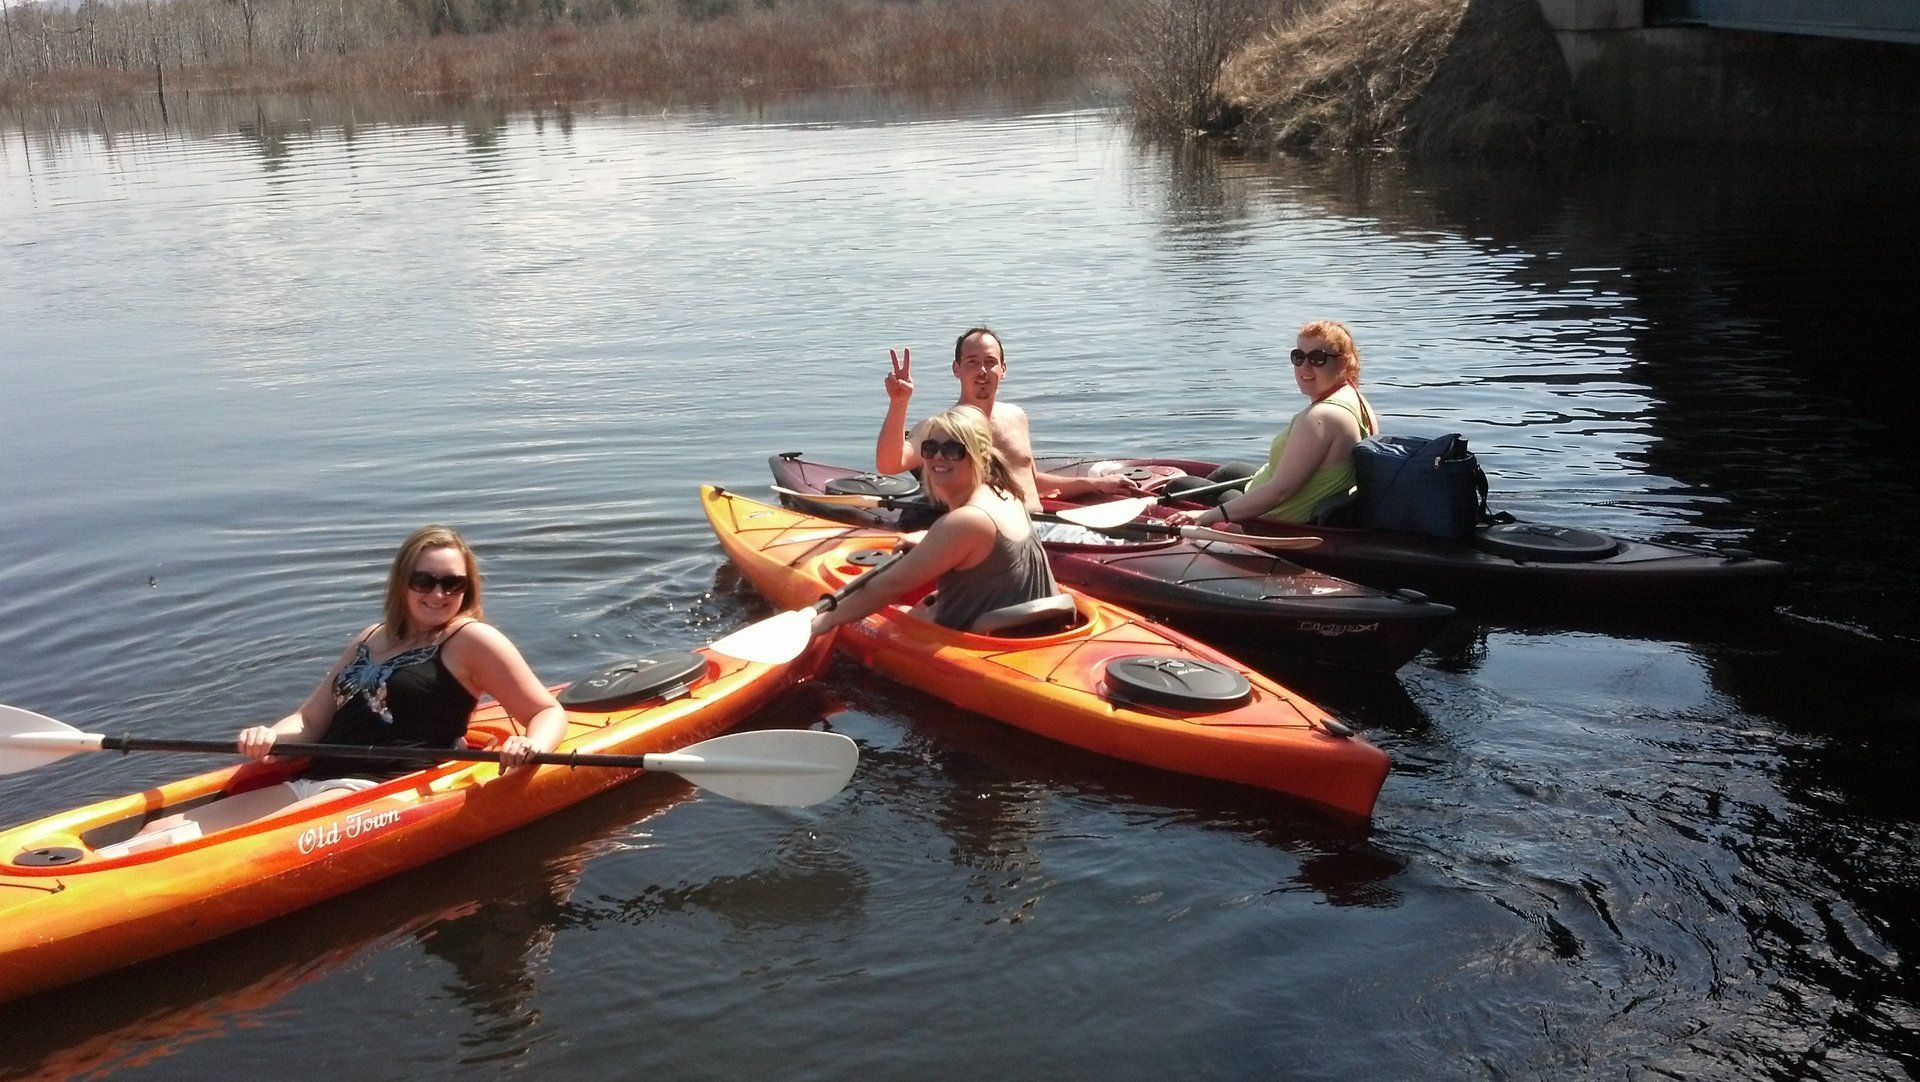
[
  {"xmin": 1536, "ymin": 0, "xmax": 1920, "ymax": 145},
  {"xmin": 1645, "ymin": 0, "xmax": 1920, "ymax": 45}
]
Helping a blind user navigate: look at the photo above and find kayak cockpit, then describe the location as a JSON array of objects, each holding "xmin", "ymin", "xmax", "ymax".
[
  {"xmin": 3, "ymin": 653, "xmax": 721, "ymax": 872},
  {"xmin": 3, "ymin": 729, "xmax": 513, "ymax": 872}
]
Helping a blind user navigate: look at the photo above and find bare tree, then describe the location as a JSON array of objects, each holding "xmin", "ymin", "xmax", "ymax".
[
  {"xmin": 1117, "ymin": 0, "xmax": 1286, "ymax": 135},
  {"xmin": 142, "ymin": 0, "xmax": 165, "ymax": 118},
  {"xmin": 1, "ymin": 0, "xmax": 19, "ymax": 80}
]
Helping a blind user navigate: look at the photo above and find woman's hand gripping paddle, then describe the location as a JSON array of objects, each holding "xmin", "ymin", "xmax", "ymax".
[{"xmin": 706, "ymin": 549, "xmax": 906, "ymax": 665}]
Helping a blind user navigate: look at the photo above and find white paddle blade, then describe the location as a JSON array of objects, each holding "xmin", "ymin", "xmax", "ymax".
[
  {"xmin": 771, "ymin": 486, "xmax": 881, "ymax": 507},
  {"xmin": 1183, "ymin": 526, "xmax": 1323, "ymax": 550},
  {"xmin": 1052, "ymin": 497, "xmax": 1155, "ymax": 530},
  {"xmin": 0, "ymin": 705, "xmax": 104, "ymax": 774},
  {"xmin": 708, "ymin": 608, "xmax": 818, "ymax": 665},
  {"xmin": 644, "ymin": 730, "xmax": 858, "ymax": 807}
]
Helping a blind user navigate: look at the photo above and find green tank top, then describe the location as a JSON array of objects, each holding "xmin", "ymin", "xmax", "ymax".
[{"xmin": 1243, "ymin": 393, "xmax": 1375, "ymax": 523}]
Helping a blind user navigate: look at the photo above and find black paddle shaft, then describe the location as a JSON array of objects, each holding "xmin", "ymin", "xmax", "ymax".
[
  {"xmin": 865, "ymin": 495, "xmax": 1180, "ymax": 539},
  {"xmin": 816, "ymin": 551, "xmax": 907, "ymax": 612},
  {"xmin": 1153, "ymin": 475, "xmax": 1244, "ymax": 503},
  {"xmin": 97, "ymin": 734, "xmax": 654, "ymax": 769}
]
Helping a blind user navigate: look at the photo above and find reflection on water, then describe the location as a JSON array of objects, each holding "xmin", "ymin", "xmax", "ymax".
[
  {"xmin": 3, "ymin": 93, "xmax": 1918, "ymax": 1078},
  {"xmin": 812, "ymin": 674, "xmax": 1409, "ymax": 914},
  {"xmin": 0, "ymin": 778, "xmax": 694, "ymax": 1080},
  {"xmin": 553, "ymin": 824, "xmax": 869, "ymax": 932}
]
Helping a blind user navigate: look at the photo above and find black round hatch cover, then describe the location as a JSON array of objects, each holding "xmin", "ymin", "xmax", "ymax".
[
  {"xmin": 1472, "ymin": 523, "xmax": 1619, "ymax": 562},
  {"xmin": 847, "ymin": 547, "xmax": 894, "ymax": 567},
  {"xmin": 824, "ymin": 473, "xmax": 920, "ymax": 498},
  {"xmin": 559, "ymin": 652, "xmax": 707, "ymax": 710},
  {"xmin": 1105, "ymin": 655, "xmax": 1253, "ymax": 712},
  {"xmin": 13, "ymin": 846, "xmax": 85, "ymax": 867}
]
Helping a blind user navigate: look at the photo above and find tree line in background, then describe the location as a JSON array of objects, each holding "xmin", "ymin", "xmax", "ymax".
[
  {"xmin": 0, "ymin": 0, "xmax": 813, "ymax": 78},
  {"xmin": 1, "ymin": 0, "xmax": 1563, "ymax": 155},
  {"xmin": 0, "ymin": 0, "xmax": 1288, "ymax": 124},
  {"xmin": 0, "ymin": 0, "xmax": 1121, "ymax": 88}
]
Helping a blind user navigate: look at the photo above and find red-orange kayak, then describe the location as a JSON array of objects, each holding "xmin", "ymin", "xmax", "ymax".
[
  {"xmin": 701, "ymin": 486, "xmax": 1389, "ymax": 820},
  {"xmin": 0, "ymin": 641, "xmax": 829, "ymax": 1004}
]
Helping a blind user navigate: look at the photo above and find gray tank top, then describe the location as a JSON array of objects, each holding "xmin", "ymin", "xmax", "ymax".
[{"xmin": 931, "ymin": 526, "xmax": 1059, "ymax": 631}]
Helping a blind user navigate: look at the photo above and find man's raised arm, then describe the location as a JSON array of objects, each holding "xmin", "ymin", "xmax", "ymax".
[{"xmin": 876, "ymin": 347, "xmax": 921, "ymax": 474}]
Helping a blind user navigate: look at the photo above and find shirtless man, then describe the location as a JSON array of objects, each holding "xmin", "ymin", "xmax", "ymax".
[{"xmin": 874, "ymin": 327, "xmax": 1143, "ymax": 512}]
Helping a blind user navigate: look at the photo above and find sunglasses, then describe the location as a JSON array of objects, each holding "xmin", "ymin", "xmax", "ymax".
[
  {"xmin": 1289, "ymin": 349, "xmax": 1336, "ymax": 368},
  {"xmin": 920, "ymin": 438, "xmax": 969, "ymax": 462},
  {"xmin": 407, "ymin": 571, "xmax": 470, "ymax": 595}
]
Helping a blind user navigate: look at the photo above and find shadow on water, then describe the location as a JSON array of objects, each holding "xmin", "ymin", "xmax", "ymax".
[
  {"xmin": 1151, "ymin": 143, "xmax": 1920, "ymax": 646},
  {"xmin": 1305, "ymin": 147, "xmax": 1904, "ymax": 648}
]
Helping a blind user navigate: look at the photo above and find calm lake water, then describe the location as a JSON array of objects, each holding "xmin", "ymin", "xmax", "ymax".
[{"xmin": 3, "ymin": 92, "xmax": 1917, "ymax": 1079}]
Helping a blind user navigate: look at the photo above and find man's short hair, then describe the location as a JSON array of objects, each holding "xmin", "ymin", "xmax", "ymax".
[{"xmin": 953, "ymin": 326, "xmax": 1003, "ymax": 364}]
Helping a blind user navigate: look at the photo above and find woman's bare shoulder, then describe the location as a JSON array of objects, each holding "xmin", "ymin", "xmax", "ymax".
[{"xmin": 937, "ymin": 503, "xmax": 998, "ymax": 535}]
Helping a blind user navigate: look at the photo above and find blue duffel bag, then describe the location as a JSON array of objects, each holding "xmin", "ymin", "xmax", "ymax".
[{"xmin": 1352, "ymin": 433, "xmax": 1489, "ymax": 538}]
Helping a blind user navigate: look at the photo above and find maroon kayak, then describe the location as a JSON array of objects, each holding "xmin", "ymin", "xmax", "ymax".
[
  {"xmin": 770, "ymin": 454, "xmax": 1456, "ymax": 673},
  {"xmin": 1038, "ymin": 455, "xmax": 1790, "ymax": 608}
]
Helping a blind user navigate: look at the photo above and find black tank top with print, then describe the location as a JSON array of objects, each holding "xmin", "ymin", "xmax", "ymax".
[{"xmin": 306, "ymin": 622, "xmax": 479, "ymax": 779}]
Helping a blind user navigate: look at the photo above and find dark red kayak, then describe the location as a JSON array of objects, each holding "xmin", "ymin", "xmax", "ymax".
[
  {"xmin": 1038, "ymin": 455, "xmax": 1790, "ymax": 608},
  {"xmin": 770, "ymin": 454, "xmax": 1457, "ymax": 673}
]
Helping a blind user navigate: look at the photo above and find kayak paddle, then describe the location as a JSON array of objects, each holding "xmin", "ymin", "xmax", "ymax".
[
  {"xmin": 769, "ymin": 486, "xmax": 1319, "ymax": 551},
  {"xmin": 0, "ymin": 704, "xmax": 858, "ymax": 807},
  {"xmin": 708, "ymin": 550, "xmax": 904, "ymax": 664},
  {"xmin": 768, "ymin": 485, "xmax": 1150, "ymax": 530},
  {"xmin": 1040, "ymin": 473, "xmax": 1249, "ymax": 522}
]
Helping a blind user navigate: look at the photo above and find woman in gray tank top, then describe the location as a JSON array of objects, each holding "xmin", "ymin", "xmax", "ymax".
[{"xmin": 810, "ymin": 406, "xmax": 1061, "ymax": 635}]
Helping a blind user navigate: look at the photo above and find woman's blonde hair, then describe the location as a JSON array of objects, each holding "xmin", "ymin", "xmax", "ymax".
[
  {"xmin": 382, "ymin": 524, "xmax": 483, "ymax": 639},
  {"xmin": 925, "ymin": 406, "xmax": 1019, "ymax": 497}
]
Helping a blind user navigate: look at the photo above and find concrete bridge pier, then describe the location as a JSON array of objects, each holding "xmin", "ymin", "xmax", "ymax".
[{"xmin": 1535, "ymin": 0, "xmax": 1920, "ymax": 146}]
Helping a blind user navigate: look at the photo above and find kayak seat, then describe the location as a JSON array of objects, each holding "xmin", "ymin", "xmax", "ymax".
[
  {"xmin": 90, "ymin": 820, "xmax": 205, "ymax": 860},
  {"xmin": 971, "ymin": 593, "xmax": 1080, "ymax": 637},
  {"xmin": 462, "ymin": 725, "xmax": 506, "ymax": 749},
  {"xmin": 1161, "ymin": 475, "xmax": 1230, "ymax": 504},
  {"xmin": 1309, "ymin": 489, "xmax": 1359, "ymax": 527},
  {"xmin": 1207, "ymin": 462, "xmax": 1259, "ymax": 485}
]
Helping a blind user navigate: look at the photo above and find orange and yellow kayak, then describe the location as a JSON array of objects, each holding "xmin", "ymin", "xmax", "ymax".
[
  {"xmin": 0, "ymin": 640, "xmax": 828, "ymax": 1004},
  {"xmin": 701, "ymin": 486, "xmax": 1388, "ymax": 820}
]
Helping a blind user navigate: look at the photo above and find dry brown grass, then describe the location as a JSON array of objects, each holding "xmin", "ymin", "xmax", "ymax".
[
  {"xmin": 0, "ymin": 0, "xmax": 1119, "ymax": 106},
  {"xmin": 1214, "ymin": 0, "xmax": 1582, "ymax": 156}
]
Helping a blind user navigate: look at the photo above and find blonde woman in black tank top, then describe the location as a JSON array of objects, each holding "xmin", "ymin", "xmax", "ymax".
[
  {"xmin": 236, "ymin": 525, "xmax": 567, "ymax": 779},
  {"xmin": 811, "ymin": 406, "xmax": 1061, "ymax": 636},
  {"xmin": 123, "ymin": 527, "xmax": 569, "ymax": 847}
]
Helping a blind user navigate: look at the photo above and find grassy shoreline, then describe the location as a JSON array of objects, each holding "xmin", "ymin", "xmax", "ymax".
[
  {"xmin": 0, "ymin": 0, "xmax": 1123, "ymax": 108},
  {"xmin": 3, "ymin": 0, "xmax": 1586, "ymax": 157}
]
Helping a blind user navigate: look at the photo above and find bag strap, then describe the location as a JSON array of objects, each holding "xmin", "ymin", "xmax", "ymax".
[{"xmin": 1468, "ymin": 456, "xmax": 1515, "ymax": 525}]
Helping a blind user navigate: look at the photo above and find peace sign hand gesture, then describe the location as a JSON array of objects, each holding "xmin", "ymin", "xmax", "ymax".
[{"xmin": 884, "ymin": 348, "xmax": 914, "ymax": 404}]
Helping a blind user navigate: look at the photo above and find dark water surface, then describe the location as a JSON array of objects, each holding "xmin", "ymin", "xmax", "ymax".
[{"xmin": 3, "ymin": 95, "xmax": 1917, "ymax": 1079}]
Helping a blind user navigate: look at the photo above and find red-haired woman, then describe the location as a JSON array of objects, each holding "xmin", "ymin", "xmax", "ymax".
[{"xmin": 1166, "ymin": 320, "xmax": 1380, "ymax": 528}]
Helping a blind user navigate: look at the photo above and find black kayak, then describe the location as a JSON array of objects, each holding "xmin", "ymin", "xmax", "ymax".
[
  {"xmin": 1038, "ymin": 455, "xmax": 1790, "ymax": 609},
  {"xmin": 770, "ymin": 453, "xmax": 1458, "ymax": 673}
]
